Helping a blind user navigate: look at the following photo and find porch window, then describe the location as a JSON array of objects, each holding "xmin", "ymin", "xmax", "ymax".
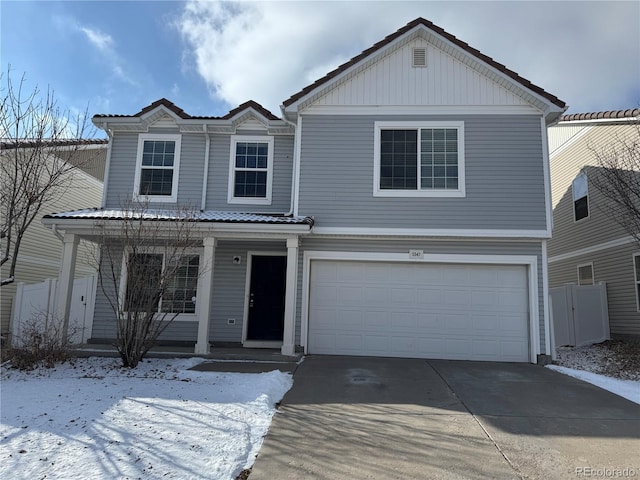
[
  {"xmin": 134, "ymin": 134, "xmax": 182, "ymax": 202},
  {"xmin": 125, "ymin": 253, "xmax": 199, "ymax": 315},
  {"xmin": 228, "ymin": 135, "xmax": 274, "ymax": 205}
]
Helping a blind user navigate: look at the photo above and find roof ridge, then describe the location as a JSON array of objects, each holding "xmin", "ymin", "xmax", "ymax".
[{"xmin": 559, "ymin": 108, "xmax": 640, "ymax": 122}]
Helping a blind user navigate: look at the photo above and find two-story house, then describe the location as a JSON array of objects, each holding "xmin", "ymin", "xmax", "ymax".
[
  {"xmin": 43, "ymin": 18, "xmax": 566, "ymax": 363},
  {"xmin": 548, "ymin": 109, "xmax": 640, "ymax": 340}
]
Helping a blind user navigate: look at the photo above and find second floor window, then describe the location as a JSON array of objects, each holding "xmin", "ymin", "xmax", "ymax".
[
  {"xmin": 572, "ymin": 172, "xmax": 589, "ymax": 221},
  {"xmin": 374, "ymin": 121, "xmax": 465, "ymax": 197},
  {"xmin": 228, "ymin": 135, "xmax": 273, "ymax": 205},
  {"xmin": 134, "ymin": 134, "xmax": 181, "ymax": 202}
]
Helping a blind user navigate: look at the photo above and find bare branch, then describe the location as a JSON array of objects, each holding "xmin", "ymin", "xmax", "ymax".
[{"xmin": 0, "ymin": 66, "xmax": 98, "ymax": 286}]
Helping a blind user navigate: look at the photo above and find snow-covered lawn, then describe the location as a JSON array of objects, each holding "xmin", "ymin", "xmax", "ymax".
[
  {"xmin": 0, "ymin": 357, "xmax": 293, "ymax": 480},
  {"xmin": 546, "ymin": 365, "xmax": 639, "ymax": 405}
]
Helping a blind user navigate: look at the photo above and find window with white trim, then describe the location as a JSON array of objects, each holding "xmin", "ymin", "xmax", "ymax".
[
  {"xmin": 577, "ymin": 262, "xmax": 594, "ymax": 285},
  {"xmin": 134, "ymin": 134, "xmax": 181, "ymax": 202},
  {"xmin": 228, "ymin": 135, "xmax": 274, "ymax": 205},
  {"xmin": 572, "ymin": 173, "xmax": 589, "ymax": 221},
  {"xmin": 634, "ymin": 254, "xmax": 640, "ymax": 311},
  {"xmin": 124, "ymin": 252, "xmax": 199, "ymax": 316},
  {"xmin": 374, "ymin": 121, "xmax": 465, "ymax": 197}
]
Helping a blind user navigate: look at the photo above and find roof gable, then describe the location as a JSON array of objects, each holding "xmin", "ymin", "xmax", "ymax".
[{"xmin": 282, "ymin": 18, "xmax": 566, "ymax": 118}]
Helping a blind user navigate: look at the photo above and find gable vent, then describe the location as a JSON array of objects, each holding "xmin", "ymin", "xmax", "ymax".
[{"xmin": 412, "ymin": 47, "xmax": 427, "ymax": 67}]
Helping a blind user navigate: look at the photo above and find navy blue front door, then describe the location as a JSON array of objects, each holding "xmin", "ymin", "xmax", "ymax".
[{"xmin": 246, "ymin": 255, "xmax": 286, "ymax": 341}]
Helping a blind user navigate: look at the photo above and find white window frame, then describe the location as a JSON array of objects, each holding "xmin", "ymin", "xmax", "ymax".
[
  {"xmin": 133, "ymin": 134, "xmax": 182, "ymax": 203},
  {"xmin": 633, "ymin": 253, "xmax": 640, "ymax": 312},
  {"xmin": 118, "ymin": 247, "xmax": 201, "ymax": 322},
  {"xmin": 572, "ymin": 172, "xmax": 589, "ymax": 222},
  {"xmin": 576, "ymin": 262, "xmax": 594, "ymax": 285},
  {"xmin": 373, "ymin": 121, "xmax": 465, "ymax": 198},
  {"xmin": 227, "ymin": 135, "xmax": 274, "ymax": 205}
]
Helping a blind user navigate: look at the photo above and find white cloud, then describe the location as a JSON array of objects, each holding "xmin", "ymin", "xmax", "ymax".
[
  {"xmin": 76, "ymin": 23, "xmax": 138, "ymax": 87},
  {"xmin": 176, "ymin": 1, "xmax": 640, "ymax": 115},
  {"xmin": 80, "ymin": 27, "xmax": 114, "ymax": 53}
]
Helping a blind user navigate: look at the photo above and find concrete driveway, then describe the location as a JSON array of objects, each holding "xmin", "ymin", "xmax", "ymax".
[{"xmin": 249, "ymin": 356, "xmax": 639, "ymax": 480}]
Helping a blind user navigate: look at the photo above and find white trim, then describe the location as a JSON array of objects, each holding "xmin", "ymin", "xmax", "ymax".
[
  {"xmin": 311, "ymin": 227, "xmax": 550, "ymax": 238},
  {"xmin": 303, "ymin": 105, "xmax": 540, "ymax": 116},
  {"xmin": 242, "ymin": 251, "xmax": 287, "ymax": 346},
  {"xmin": 540, "ymin": 117, "xmax": 553, "ymax": 233},
  {"xmin": 300, "ymin": 250, "xmax": 542, "ymax": 364},
  {"xmin": 133, "ymin": 133, "xmax": 182, "ymax": 203},
  {"xmin": 576, "ymin": 261, "xmax": 595, "ymax": 285},
  {"xmin": 541, "ymin": 240, "xmax": 552, "ymax": 358},
  {"xmin": 118, "ymin": 247, "xmax": 201, "ymax": 322},
  {"xmin": 293, "ymin": 115, "xmax": 303, "ymax": 216},
  {"xmin": 200, "ymin": 129, "xmax": 211, "ymax": 210},
  {"xmin": 101, "ymin": 130, "xmax": 112, "ymax": 208},
  {"xmin": 373, "ymin": 121, "xmax": 465, "ymax": 198},
  {"xmin": 632, "ymin": 252, "xmax": 640, "ymax": 312},
  {"xmin": 548, "ymin": 236, "xmax": 635, "ymax": 263},
  {"xmin": 548, "ymin": 125, "xmax": 592, "ymax": 157},
  {"xmin": 227, "ymin": 135, "xmax": 274, "ymax": 205}
]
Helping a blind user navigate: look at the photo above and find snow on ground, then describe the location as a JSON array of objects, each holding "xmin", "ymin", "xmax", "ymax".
[
  {"xmin": 0, "ymin": 357, "xmax": 293, "ymax": 480},
  {"xmin": 548, "ymin": 341, "xmax": 640, "ymax": 405},
  {"xmin": 546, "ymin": 365, "xmax": 640, "ymax": 405}
]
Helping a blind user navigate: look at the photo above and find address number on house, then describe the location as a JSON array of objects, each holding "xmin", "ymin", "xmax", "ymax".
[{"xmin": 409, "ymin": 249, "xmax": 424, "ymax": 259}]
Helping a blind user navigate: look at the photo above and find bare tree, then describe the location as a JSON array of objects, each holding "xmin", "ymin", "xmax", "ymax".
[
  {"xmin": 92, "ymin": 201, "xmax": 201, "ymax": 368},
  {"xmin": 588, "ymin": 119, "xmax": 640, "ymax": 243},
  {"xmin": 0, "ymin": 68, "xmax": 96, "ymax": 286}
]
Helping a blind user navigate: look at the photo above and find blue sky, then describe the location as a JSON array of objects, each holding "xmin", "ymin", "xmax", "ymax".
[{"xmin": 2, "ymin": 1, "xmax": 639, "ymax": 139}]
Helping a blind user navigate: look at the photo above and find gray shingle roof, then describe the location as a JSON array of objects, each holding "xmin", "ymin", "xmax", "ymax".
[{"xmin": 44, "ymin": 208, "xmax": 313, "ymax": 225}]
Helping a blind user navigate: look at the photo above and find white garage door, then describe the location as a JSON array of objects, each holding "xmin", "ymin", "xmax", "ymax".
[{"xmin": 308, "ymin": 260, "xmax": 530, "ymax": 362}]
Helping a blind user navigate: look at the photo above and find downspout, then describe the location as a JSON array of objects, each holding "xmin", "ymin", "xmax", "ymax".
[
  {"xmin": 51, "ymin": 224, "xmax": 64, "ymax": 241},
  {"xmin": 280, "ymin": 107, "xmax": 299, "ymax": 216},
  {"xmin": 201, "ymin": 124, "xmax": 211, "ymax": 211},
  {"xmin": 100, "ymin": 125, "xmax": 113, "ymax": 209}
]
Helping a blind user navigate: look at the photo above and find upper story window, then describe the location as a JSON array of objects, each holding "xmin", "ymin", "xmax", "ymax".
[
  {"xmin": 634, "ymin": 254, "xmax": 640, "ymax": 311},
  {"xmin": 134, "ymin": 134, "xmax": 181, "ymax": 202},
  {"xmin": 373, "ymin": 121, "xmax": 465, "ymax": 197},
  {"xmin": 228, "ymin": 135, "xmax": 273, "ymax": 205},
  {"xmin": 577, "ymin": 262, "xmax": 594, "ymax": 285},
  {"xmin": 572, "ymin": 172, "xmax": 589, "ymax": 221}
]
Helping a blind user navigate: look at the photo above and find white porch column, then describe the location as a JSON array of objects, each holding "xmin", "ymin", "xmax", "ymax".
[
  {"xmin": 56, "ymin": 232, "xmax": 79, "ymax": 340},
  {"xmin": 281, "ymin": 236, "xmax": 299, "ymax": 356},
  {"xmin": 195, "ymin": 237, "xmax": 216, "ymax": 354}
]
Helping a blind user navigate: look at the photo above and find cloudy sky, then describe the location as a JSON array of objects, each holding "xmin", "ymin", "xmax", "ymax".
[{"xmin": 2, "ymin": 1, "xmax": 639, "ymax": 136}]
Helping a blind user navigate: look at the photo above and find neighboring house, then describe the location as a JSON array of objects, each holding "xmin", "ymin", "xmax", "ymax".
[
  {"xmin": 42, "ymin": 18, "xmax": 566, "ymax": 363},
  {"xmin": 0, "ymin": 139, "xmax": 107, "ymax": 340},
  {"xmin": 547, "ymin": 109, "xmax": 640, "ymax": 339}
]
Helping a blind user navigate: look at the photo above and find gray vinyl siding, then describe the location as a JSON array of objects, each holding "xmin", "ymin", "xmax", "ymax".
[
  {"xmin": 105, "ymin": 129, "xmax": 293, "ymax": 213},
  {"xmin": 548, "ymin": 167, "xmax": 629, "ymax": 257},
  {"xmin": 548, "ymin": 242, "xmax": 640, "ymax": 336},
  {"xmin": 298, "ymin": 114, "xmax": 547, "ymax": 230},
  {"xmin": 297, "ymin": 237, "xmax": 548, "ymax": 354}
]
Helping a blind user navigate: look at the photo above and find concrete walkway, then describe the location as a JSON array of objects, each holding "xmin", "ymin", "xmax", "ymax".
[{"xmin": 249, "ymin": 356, "xmax": 640, "ymax": 480}]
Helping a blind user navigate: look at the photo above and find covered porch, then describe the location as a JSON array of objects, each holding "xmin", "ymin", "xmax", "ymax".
[{"xmin": 42, "ymin": 208, "xmax": 313, "ymax": 356}]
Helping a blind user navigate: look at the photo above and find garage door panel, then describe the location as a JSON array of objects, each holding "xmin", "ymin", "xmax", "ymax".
[{"xmin": 308, "ymin": 260, "xmax": 530, "ymax": 362}]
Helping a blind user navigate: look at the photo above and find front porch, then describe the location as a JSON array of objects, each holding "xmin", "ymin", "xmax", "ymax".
[{"xmin": 42, "ymin": 208, "xmax": 313, "ymax": 356}]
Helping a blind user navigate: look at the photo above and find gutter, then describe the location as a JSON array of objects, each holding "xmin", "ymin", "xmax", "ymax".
[
  {"xmin": 280, "ymin": 107, "xmax": 299, "ymax": 216},
  {"xmin": 100, "ymin": 125, "xmax": 113, "ymax": 208},
  {"xmin": 201, "ymin": 124, "xmax": 211, "ymax": 211}
]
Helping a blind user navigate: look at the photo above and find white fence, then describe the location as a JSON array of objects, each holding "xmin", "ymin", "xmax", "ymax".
[
  {"xmin": 11, "ymin": 276, "xmax": 96, "ymax": 346},
  {"xmin": 550, "ymin": 283, "xmax": 610, "ymax": 347}
]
